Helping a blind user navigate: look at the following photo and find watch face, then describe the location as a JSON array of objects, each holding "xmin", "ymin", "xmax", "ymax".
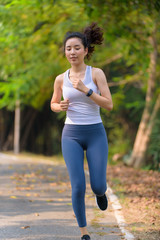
[{"xmin": 86, "ymin": 89, "xmax": 93, "ymax": 97}]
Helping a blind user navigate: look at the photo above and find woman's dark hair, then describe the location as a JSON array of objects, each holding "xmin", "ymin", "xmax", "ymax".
[{"xmin": 63, "ymin": 22, "xmax": 103, "ymax": 60}]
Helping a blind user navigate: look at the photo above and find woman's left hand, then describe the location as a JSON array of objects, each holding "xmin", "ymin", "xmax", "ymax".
[{"xmin": 72, "ymin": 79, "xmax": 89, "ymax": 94}]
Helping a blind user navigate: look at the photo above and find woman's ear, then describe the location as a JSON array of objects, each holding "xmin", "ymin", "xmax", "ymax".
[{"xmin": 84, "ymin": 47, "xmax": 88, "ymax": 57}]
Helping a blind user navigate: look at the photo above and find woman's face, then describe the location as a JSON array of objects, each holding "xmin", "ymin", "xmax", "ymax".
[{"xmin": 65, "ymin": 37, "xmax": 88, "ymax": 65}]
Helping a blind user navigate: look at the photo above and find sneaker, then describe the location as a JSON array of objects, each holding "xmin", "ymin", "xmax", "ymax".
[
  {"xmin": 81, "ymin": 234, "xmax": 91, "ymax": 240},
  {"xmin": 96, "ymin": 194, "xmax": 108, "ymax": 211}
]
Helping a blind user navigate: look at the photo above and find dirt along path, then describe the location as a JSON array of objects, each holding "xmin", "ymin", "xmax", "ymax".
[{"xmin": 0, "ymin": 153, "xmax": 124, "ymax": 240}]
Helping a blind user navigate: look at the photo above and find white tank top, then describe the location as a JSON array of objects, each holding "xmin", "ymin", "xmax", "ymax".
[{"xmin": 63, "ymin": 65, "xmax": 102, "ymax": 125}]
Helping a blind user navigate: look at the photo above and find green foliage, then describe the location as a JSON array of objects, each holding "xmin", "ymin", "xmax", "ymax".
[
  {"xmin": 108, "ymin": 125, "xmax": 132, "ymax": 161},
  {"xmin": 0, "ymin": 0, "xmax": 160, "ymax": 165},
  {"xmin": 1, "ymin": 0, "xmax": 159, "ymax": 111},
  {"xmin": 0, "ymin": 0, "xmax": 90, "ymax": 110}
]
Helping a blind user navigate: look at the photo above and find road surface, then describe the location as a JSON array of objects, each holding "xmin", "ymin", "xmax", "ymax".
[{"xmin": 0, "ymin": 153, "xmax": 123, "ymax": 240}]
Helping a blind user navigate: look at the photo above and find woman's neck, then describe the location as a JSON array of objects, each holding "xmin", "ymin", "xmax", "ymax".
[{"xmin": 70, "ymin": 63, "xmax": 87, "ymax": 73}]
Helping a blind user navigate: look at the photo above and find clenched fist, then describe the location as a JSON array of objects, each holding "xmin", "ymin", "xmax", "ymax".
[
  {"xmin": 72, "ymin": 79, "xmax": 88, "ymax": 94},
  {"xmin": 60, "ymin": 99, "xmax": 69, "ymax": 111}
]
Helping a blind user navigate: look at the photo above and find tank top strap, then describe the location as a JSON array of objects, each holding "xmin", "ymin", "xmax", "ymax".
[
  {"xmin": 63, "ymin": 69, "xmax": 71, "ymax": 87},
  {"xmin": 84, "ymin": 65, "xmax": 91, "ymax": 85}
]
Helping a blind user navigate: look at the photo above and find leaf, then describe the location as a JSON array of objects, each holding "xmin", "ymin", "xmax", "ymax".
[
  {"xmin": 34, "ymin": 193, "xmax": 40, "ymax": 197},
  {"xmin": 57, "ymin": 198, "xmax": 63, "ymax": 202},
  {"xmin": 10, "ymin": 196, "xmax": 17, "ymax": 199},
  {"xmin": 46, "ymin": 199, "xmax": 54, "ymax": 202},
  {"xmin": 47, "ymin": 168, "xmax": 53, "ymax": 172},
  {"xmin": 26, "ymin": 193, "xmax": 31, "ymax": 197},
  {"xmin": 67, "ymin": 203, "xmax": 72, "ymax": 206},
  {"xmin": 56, "ymin": 189, "xmax": 66, "ymax": 193},
  {"xmin": 50, "ymin": 182, "xmax": 57, "ymax": 186},
  {"xmin": 21, "ymin": 226, "xmax": 30, "ymax": 229}
]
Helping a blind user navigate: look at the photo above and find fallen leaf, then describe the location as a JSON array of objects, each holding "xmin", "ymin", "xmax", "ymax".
[
  {"xmin": 56, "ymin": 189, "xmax": 66, "ymax": 193},
  {"xmin": 46, "ymin": 199, "xmax": 54, "ymax": 202},
  {"xmin": 26, "ymin": 193, "xmax": 31, "ymax": 197},
  {"xmin": 50, "ymin": 182, "xmax": 57, "ymax": 186},
  {"xmin": 47, "ymin": 168, "xmax": 53, "ymax": 172},
  {"xmin": 67, "ymin": 203, "xmax": 72, "ymax": 206},
  {"xmin": 21, "ymin": 226, "xmax": 30, "ymax": 229},
  {"xmin": 10, "ymin": 196, "xmax": 17, "ymax": 199},
  {"xmin": 34, "ymin": 193, "xmax": 40, "ymax": 197},
  {"xmin": 57, "ymin": 198, "xmax": 63, "ymax": 202},
  {"xmin": 48, "ymin": 177, "xmax": 55, "ymax": 181}
]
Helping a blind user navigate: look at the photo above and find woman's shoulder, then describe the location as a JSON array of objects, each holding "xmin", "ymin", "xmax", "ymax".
[
  {"xmin": 56, "ymin": 72, "xmax": 64, "ymax": 80},
  {"xmin": 92, "ymin": 67, "xmax": 104, "ymax": 75},
  {"xmin": 55, "ymin": 72, "xmax": 66, "ymax": 84},
  {"xmin": 91, "ymin": 67, "xmax": 105, "ymax": 83}
]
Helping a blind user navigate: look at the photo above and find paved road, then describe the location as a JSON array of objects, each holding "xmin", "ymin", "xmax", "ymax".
[{"xmin": 0, "ymin": 153, "xmax": 123, "ymax": 240}]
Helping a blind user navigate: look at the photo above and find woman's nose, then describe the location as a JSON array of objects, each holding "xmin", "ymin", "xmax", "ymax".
[{"xmin": 71, "ymin": 48, "xmax": 75, "ymax": 54}]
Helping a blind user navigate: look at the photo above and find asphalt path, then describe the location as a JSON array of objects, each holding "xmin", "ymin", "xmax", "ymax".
[{"xmin": 0, "ymin": 153, "xmax": 123, "ymax": 240}]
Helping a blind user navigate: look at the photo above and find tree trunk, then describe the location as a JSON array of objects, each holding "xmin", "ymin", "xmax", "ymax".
[
  {"xmin": 20, "ymin": 109, "xmax": 38, "ymax": 150},
  {"xmin": 14, "ymin": 100, "xmax": 20, "ymax": 154},
  {"xmin": 129, "ymin": 27, "xmax": 158, "ymax": 168},
  {"xmin": 133, "ymin": 95, "xmax": 160, "ymax": 168},
  {"xmin": 3, "ymin": 129, "xmax": 14, "ymax": 150},
  {"xmin": 0, "ymin": 109, "xmax": 9, "ymax": 150}
]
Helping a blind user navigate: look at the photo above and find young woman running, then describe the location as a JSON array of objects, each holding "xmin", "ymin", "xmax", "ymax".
[{"xmin": 50, "ymin": 22, "xmax": 113, "ymax": 240}]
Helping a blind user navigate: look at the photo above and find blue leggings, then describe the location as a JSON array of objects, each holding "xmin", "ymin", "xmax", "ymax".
[{"xmin": 61, "ymin": 123, "xmax": 108, "ymax": 227}]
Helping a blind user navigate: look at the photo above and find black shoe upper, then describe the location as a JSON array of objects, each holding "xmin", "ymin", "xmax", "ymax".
[
  {"xmin": 96, "ymin": 194, "xmax": 108, "ymax": 211},
  {"xmin": 81, "ymin": 234, "xmax": 91, "ymax": 240}
]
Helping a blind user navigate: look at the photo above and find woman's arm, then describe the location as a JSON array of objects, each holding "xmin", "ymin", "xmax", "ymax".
[
  {"xmin": 89, "ymin": 68, "xmax": 113, "ymax": 111},
  {"xmin": 50, "ymin": 74, "xmax": 69, "ymax": 112},
  {"xmin": 72, "ymin": 68, "xmax": 113, "ymax": 111}
]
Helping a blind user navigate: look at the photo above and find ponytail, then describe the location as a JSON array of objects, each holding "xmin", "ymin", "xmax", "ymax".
[
  {"xmin": 83, "ymin": 22, "xmax": 104, "ymax": 59},
  {"xmin": 63, "ymin": 22, "xmax": 104, "ymax": 60}
]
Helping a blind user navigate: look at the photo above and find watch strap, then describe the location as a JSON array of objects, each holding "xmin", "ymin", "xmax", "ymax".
[{"xmin": 86, "ymin": 89, "xmax": 93, "ymax": 97}]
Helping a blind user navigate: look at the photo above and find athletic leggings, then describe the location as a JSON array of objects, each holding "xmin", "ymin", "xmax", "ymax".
[{"xmin": 61, "ymin": 123, "xmax": 108, "ymax": 227}]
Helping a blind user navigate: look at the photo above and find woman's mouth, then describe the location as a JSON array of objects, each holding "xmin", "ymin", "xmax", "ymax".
[{"xmin": 70, "ymin": 57, "xmax": 77, "ymax": 60}]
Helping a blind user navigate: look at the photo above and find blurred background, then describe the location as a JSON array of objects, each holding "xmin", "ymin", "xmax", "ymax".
[{"xmin": 0, "ymin": 0, "xmax": 160, "ymax": 170}]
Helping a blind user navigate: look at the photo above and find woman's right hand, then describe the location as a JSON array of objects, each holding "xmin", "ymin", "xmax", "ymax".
[
  {"xmin": 50, "ymin": 74, "xmax": 69, "ymax": 112},
  {"xmin": 60, "ymin": 99, "xmax": 69, "ymax": 111}
]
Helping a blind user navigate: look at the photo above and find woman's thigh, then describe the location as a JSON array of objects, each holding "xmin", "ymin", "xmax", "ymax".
[
  {"xmin": 86, "ymin": 127, "xmax": 108, "ymax": 195},
  {"xmin": 62, "ymin": 136, "xmax": 86, "ymax": 191}
]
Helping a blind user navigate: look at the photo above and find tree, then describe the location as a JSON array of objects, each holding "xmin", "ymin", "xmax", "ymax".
[
  {"xmin": 129, "ymin": 25, "xmax": 159, "ymax": 167},
  {"xmin": 0, "ymin": 0, "xmax": 90, "ymax": 152},
  {"xmin": 83, "ymin": 0, "xmax": 160, "ymax": 168},
  {"xmin": 0, "ymin": 0, "xmax": 160, "ymax": 166}
]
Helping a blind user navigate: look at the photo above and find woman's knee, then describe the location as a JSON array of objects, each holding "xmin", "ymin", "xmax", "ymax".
[
  {"xmin": 72, "ymin": 183, "xmax": 86, "ymax": 198},
  {"xmin": 91, "ymin": 182, "xmax": 106, "ymax": 196}
]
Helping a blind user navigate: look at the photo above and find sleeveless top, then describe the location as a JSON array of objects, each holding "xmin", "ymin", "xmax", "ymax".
[{"xmin": 62, "ymin": 65, "xmax": 102, "ymax": 125}]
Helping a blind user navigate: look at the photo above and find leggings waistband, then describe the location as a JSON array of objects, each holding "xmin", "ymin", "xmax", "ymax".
[{"xmin": 63, "ymin": 123, "xmax": 104, "ymax": 132}]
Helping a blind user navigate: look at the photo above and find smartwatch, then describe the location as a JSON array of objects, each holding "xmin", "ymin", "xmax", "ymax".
[{"xmin": 86, "ymin": 89, "xmax": 93, "ymax": 97}]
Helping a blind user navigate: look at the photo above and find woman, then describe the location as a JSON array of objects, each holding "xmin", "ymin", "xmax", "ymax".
[{"xmin": 50, "ymin": 22, "xmax": 113, "ymax": 240}]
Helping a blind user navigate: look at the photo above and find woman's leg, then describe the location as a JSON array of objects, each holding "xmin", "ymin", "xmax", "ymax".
[
  {"xmin": 86, "ymin": 126, "xmax": 108, "ymax": 196},
  {"xmin": 61, "ymin": 135, "xmax": 87, "ymax": 229}
]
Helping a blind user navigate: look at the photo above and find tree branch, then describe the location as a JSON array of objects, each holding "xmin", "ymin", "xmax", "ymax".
[
  {"xmin": 96, "ymin": 53, "xmax": 122, "ymax": 67},
  {"xmin": 33, "ymin": 21, "xmax": 49, "ymax": 33},
  {"xmin": 108, "ymin": 71, "xmax": 143, "ymax": 87}
]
